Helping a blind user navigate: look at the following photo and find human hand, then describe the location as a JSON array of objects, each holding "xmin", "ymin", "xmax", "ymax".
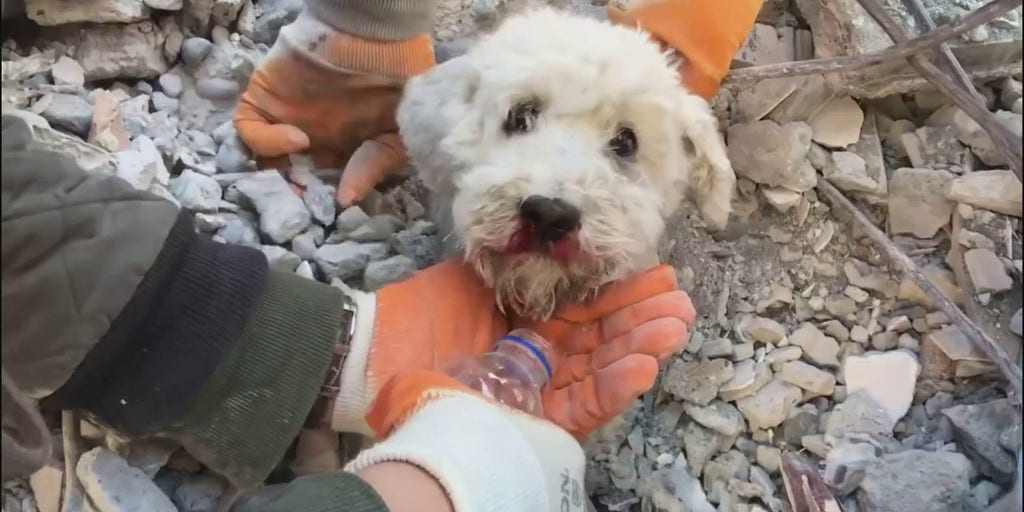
[
  {"xmin": 607, "ymin": 0, "xmax": 763, "ymax": 102},
  {"xmin": 515, "ymin": 264, "xmax": 696, "ymax": 438},
  {"xmin": 234, "ymin": 13, "xmax": 435, "ymax": 207},
  {"xmin": 353, "ymin": 370, "xmax": 588, "ymax": 512}
]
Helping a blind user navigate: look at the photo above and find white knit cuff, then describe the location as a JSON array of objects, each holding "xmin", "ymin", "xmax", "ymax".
[
  {"xmin": 345, "ymin": 393, "xmax": 587, "ymax": 512},
  {"xmin": 329, "ymin": 280, "xmax": 378, "ymax": 436}
]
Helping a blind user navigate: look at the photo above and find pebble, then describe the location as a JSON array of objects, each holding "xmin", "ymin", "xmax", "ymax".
[
  {"xmin": 824, "ymin": 295, "xmax": 857, "ymax": 318},
  {"xmin": 849, "ymin": 326, "xmax": 868, "ymax": 344},
  {"xmin": 217, "ymin": 212, "xmax": 260, "ymax": 247},
  {"xmin": 290, "ymin": 230, "xmax": 320, "ymax": 260},
  {"xmin": 302, "ymin": 183, "xmax": 336, "ymax": 227},
  {"xmin": 363, "ymin": 255, "xmax": 417, "ymax": 290},
  {"xmin": 732, "ymin": 343, "xmax": 755, "ymax": 361},
  {"xmin": 335, "ymin": 206, "xmax": 371, "ymax": 234},
  {"xmin": 348, "ymin": 214, "xmax": 402, "ymax": 242},
  {"xmin": 314, "ymin": 241, "xmax": 389, "ymax": 281},
  {"xmin": 737, "ymin": 316, "xmax": 786, "ymax": 344},
  {"xmin": 843, "ymin": 351, "xmax": 919, "ymax": 425},
  {"xmin": 683, "ymin": 401, "xmax": 746, "ymax": 437},
  {"xmin": 701, "ymin": 338, "xmax": 734, "ymax": 359},
  {"xmin": 169, "ymin": 169, "xmax": 221, "ymax": 212},
  {"xmin": 233, "ymin": 172, "xmax": 311, "ymax": 243},
  {"xmin": 821, "ymin": 320, "xmax": 850, "ymax": 342},
  {"xmin": 788, "ymin": 323, "xmax": 840, "ymax": 367},
  {"xmin": 897, "ymin": 334, "xmax": 919, "ymax": 352},
  {"xmin": 870, "ymin": 331, "xmax": 899, "ymax": 351},
  {"xmin": 388, "ymin": 221, "xmax": 443, "ymax": 269},
  {"xmin": 780, "ymin": 360, "xmax": 836, "ymax": 395},
  {"xmin": 196, "ymin": 77, "xmax": 240, "ymax": 101},
  {"xmin": 152, "ymin": 91, "xmax": 179, "ymax": 112},
  {"xmin": 158, "ymin": 73, "xmax": 183, "ymax": 98},
  {"xmin": 801, "ymin": 434, "xmax": 830, "ymax": 459},
  {"xmin": 181, "ymin": 37, "xmax": 214, "ymax": 67},
  {"xmin": 963, "ymin": 248, "xmax": 1013, "ymax": 293},
  {"xmin": 764, "ymin": 345, "xmax": 802, "ymax": 365},
  {"xmin": 825, "ymin": 391, "xmax": 896, "ymax": 439},
  {"xmin": 736, "ymin": 379, "xmax": 802, "ymax": 431},
  {"xmin": 50, "ymin": 56, "xmax": 85, "ymax": 87},
  {"xmin": 40, "ymin": 93, "xmax": 93, "ymax": 138},
  {"xmin": 77, "ymin": 448, "xmax": 177, "ymax": 512},
  {"xmin": 663, "ymin": 358, "xmax": 735, "ymax": 406},
  {"xmin": 756, "ymin": 445, "xmax": 782, "ymax": 474}
]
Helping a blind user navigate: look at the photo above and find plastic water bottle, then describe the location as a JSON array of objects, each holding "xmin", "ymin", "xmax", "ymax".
[{"xmin": 443, "ymin": 329, "xmax": 555, "ymax": 417}]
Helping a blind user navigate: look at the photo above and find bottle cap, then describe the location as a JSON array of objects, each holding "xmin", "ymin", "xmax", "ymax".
[{"xmin": 499, "ymin": 333, "xmax": 553, "ymax": 380}]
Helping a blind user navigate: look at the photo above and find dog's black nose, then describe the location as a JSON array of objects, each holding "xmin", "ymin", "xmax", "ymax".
[{"xmin": 519, "ymin": 195, "xmax": 581, "ymax": 243}]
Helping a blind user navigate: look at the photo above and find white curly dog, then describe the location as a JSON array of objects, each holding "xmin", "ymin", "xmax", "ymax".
[{"xmin": 397, "ymin": 7, "xmax": 735, "ymax": 320}]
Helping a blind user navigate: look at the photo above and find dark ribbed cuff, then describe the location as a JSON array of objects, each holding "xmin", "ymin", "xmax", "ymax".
[
  {"xmin": 304, "ymin": 0, "xmax": 436, "ymax": 40},
  {"xmin": 40, "ymin": 211, "xmax": 268, "ymax": 436},
  {"xmin": 167, "ymin": 270, "xmax": 348, "ymax": 489},
  {"xmin": 231, "ymin": 472, "xmax": 389, "ymax": 512}
]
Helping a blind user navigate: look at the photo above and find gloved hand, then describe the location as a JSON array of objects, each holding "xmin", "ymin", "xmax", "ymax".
[
  {"xmin": 331, "ymin": 260, "xmax": 694, "ymax": 439},
  {"xmin": 607, "ymin": 0, "xmax": 763, "ymax": 102},
  {"xmin": 352, "ymin": 370, "xmax": 589, "ymax": 512},
  {"xmin": 234, "ymin": 12, "xmax": 435, "ymax": 207}
]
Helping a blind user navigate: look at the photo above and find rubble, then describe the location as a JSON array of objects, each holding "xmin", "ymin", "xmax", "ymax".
[
  {"xmin": 947, "ymin": 170, "xmax": 1023, "ymax": 218},
  {"xmin": 735, "ymin": 379, "xmax": 802, "ymax": 431},
  {"xmin": 663, "ymin": 358, "xmax": 735, "ymax": 406},
  {"xmin": 807, "ymin": 96, "xmax": 863, "ymax": 148},
  {"xmin": 857, "ymin": 450, "xmax": 973, "ymax": 512},
  {"xmin": 942, "ymin": 399, "xmax": 1020, "ymax": 483},
  {"xmin": 963, "ymin": 248, "xmax": 1014, "ymax": 293},
  {"xmin": 843, "ymin": 351, "xmax": 919, "ymax": 425},
  {"xmin": 77, "ymin": 447, "xmax": 177, "ymax": 512},
  {"xmin": 887, "ymin": 167, "xmax": 955, "ymax": 239},
  {"xmin": 726, "ymin": 120, "xmax": 816, "ymax": 192},
  {"xmin": 788, "ymin": 323, "xmax": 840, "ymax": 367}
]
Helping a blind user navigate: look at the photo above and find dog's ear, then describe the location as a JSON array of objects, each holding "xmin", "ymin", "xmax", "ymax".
[
  {"xmin": 397, "ymin": 55, "xmax": 481, "ymax": 193},
  {"xmin": 673, "ymin": 91, "xmax": 736, "ymax": 231}
]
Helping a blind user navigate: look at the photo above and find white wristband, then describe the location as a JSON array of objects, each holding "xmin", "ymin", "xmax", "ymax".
[
  {"xmin": 345, "ymin": 393, "xmax": 587, "ymax": 512},
  {"xmin": 329, "ymin": 280, "xmax": 379, "ymax": 437}
]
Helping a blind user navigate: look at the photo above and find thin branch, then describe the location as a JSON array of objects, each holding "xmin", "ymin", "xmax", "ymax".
[
  {"xmin": 723, "ymin": 0, "xmax": 1021, "ymax": 83},
  {"xmin": 816, "ymin": 180, "xmax": 1023, "ymax": 397},
  {"xmin": 856, "ymin": 0, "xmax": 1023, "ymax": 178}
]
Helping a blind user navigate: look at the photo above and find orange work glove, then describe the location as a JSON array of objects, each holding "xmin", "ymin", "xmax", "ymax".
[
  {"xmin": 234, "ymin": 12, "xmax": 435, "ymax": 207},
  {"xmin": 330, "ymin": 260, "xmax": 694, "ymax": 439},
  {"xmin": 608, "ymin": 0, "xmax": 763, "ymax": 102}
]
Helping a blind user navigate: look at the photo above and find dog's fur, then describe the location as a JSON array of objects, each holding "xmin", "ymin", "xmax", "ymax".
[{"xmin": 397, "ymin": 8, "xmax": 735, "ymax": 319}]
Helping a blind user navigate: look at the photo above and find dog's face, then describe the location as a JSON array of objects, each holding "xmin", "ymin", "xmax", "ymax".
[{"xmin": 398, "ymin": 8, "xmax": 735, "ymax": 319}]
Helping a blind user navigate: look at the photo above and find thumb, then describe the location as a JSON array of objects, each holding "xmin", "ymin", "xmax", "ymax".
[
  {"xmin": 234, "ymin": 97, "xmax": 311, "ymax": 157},
  {"xmin": 337, "ymin": 133, "xmax": 409, "ymax": 207}
]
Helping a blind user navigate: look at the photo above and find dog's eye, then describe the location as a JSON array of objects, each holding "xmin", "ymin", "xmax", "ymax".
[
  {"xmin": 503, "ymin": 100, "xmax": 540, "ymax": 134},
  {"xmin": 609, "ymin": 127, "xmax": 638, "ymax": 159}
]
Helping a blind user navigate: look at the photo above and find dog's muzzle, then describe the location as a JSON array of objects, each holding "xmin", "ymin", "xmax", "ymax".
[{"xmin": 506, "ymin": 195, "xmax": 582, "ymax": 261}]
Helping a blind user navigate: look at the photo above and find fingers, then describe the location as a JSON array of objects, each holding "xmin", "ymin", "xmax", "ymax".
[
  {"xmin": 556, "ymin": 265, "xmax": 678, "ymax": 323},
  {"xmin": 551, "ymin": 316, "xmax": 686, "ymax": 388},
  {"xmin": 337, "ymin": 133, "xmax": 409, "ymax": 207},
  {"xmin": 557, "ymin": 290, "xmax": 695, "ymax": 355},
  {"xmin": 544, "ymin": 354, "xmax": 659, "ymax": 438},
  {"xmin": 235, "ymin": 104, "xmax": 311, "ymax": 158}
]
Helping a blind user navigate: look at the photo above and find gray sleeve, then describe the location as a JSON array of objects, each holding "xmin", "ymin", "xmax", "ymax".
[{"xmin": 303, "ymin": 0, "xmax": 437, "ymax": 40}]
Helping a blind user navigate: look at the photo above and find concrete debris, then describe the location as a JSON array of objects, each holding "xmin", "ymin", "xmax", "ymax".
[
  {"xmin": 315, "ymin": 242, "xmax": 389, "ymax": 282},
  {"xmin": 807, "ymin": 96, "xmax": 863, "ymax": 148},
  {"xmin": 824, "ymin": 151, "xmax": 877, "ymax": 194},
  {"xmin": 947, "ymin": 170, "xmax": 1023, "ymax": 218},
  {"xmin": 942, "ymin": 399, "xmax": 1019, "ymax": 483},
  {"xmin": 726, "ymin": 120, "xmax": 816, "ymax": 192},
  {"xmin": 663, "ymin": 358, "xmax": 735, "ymax": 406},
  {"xmin": 963, "ymin": 248, "xmax": 1014, "ymax": 293},
  {"xmin": 788, "ymin": 323, "xmax": 840, "ymax": 368},
  {"xmin": 77, "ymin": 447, "xmax": 177, "ymax": 512},
  {"xmin": 779, "ymin": 360, "xmax": 835, "ymax": 396},
  {"xmin": 26, "ymin": 0, "xmax": 150, "ymax": 25},
  {"xmin": 887, "ymin": 168, "xmax": 955, "ymax": 239},
  {"xmin": 736, "ymin": 316, "xmax": 786, "ymax": 344},
  {"xmin": 736, "ymin": 379, "xmax": 802, "ymax": 431},
  {"xmin": 843, "ymin": 351, "xmax": 919, "ymax": 426},
  {"xmin": 232, "ymin": 172, "xmax": 311, "ymax": 243},
  {"xmin": 856, "ymin": 450, "xmax": 972, "ymax": 512}
]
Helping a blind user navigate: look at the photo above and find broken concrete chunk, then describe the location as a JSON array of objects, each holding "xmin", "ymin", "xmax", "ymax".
[
  {"xmin": 780, "ymin": 360, "xmax": 836, "ymax": 396},
  {"xmin": 732, "ymin": 77, "xmax": 800, "ymax": 123},
  {"xmin": 363, "ymin": 254, "xmax": 417, "ymax": 290},
  {"xmin": 233, "ymin": 172, "xmax": 312, "ymax": 243},
  {"xmin": 736, "ymin": 379, "xmax": 802, "ymax": 431},
  {"xmin": 951, "ymin": 109, "xmax": 1023, "ymax": 167},
  {"xmin": 27, "ymin": 0, "xmax": 150, "ymax": 25},
  {"xmin": 843, "ymin": 351, "xmax": 919, "ymax": 425},
  {"xmin": 824, "ymin": 151, "xmax": 877, "ymax": 193},
  {"xmin": 683, "ymin": 401, "xmax": 746, "ymax": 437},
  {"xmin": 726, "ymin": 120, "xmax": 816, "ymax": 192},
  {"xmin": 39, "ymin": 93, "xmax": 93, "ymax": 139},
  {"xmin": 50, "ymin": 56, "xmax": 86, "ymax": 87},
  {"xmin": 314, "ymin": 242, "xmax": 389, "ymax": 281},
  {"xmin": 736, "ymin": 315, "xmax": 786, "ymax": 344},
  {"xmin": 901, "ymin": 126, "xmax": 972, "ymax": 173},
  {"xmin": 964, "ymin": 248, "xmax": 1014, "ymax": 293},
  {"xmin": 69, "ymin": 21, "xmax": 169, "ymax": 81},
  {"xmin": 887, "ymin": 168, "xmax": 954, "ymax": 239},
  {"xmin": 856, "ymin": 450, "xmax": 972, "ymax": 512},
  {"xmin": 719, "ymin": 361, "xmax": 771, "ymax": 402},
  {"xmin": 77, "ymin": 448, "xmax": 177, "ymax": 512},
  {"xmin": 761, "ymin": 186, "xmax": 802, "ymax": 213},
  {"xmin": 768, "ymin": 74, "xmax": 836, "ymax": 124},
  {"xmin": 942, "ymin": 399, "xmax": 1019, "ymax": 483},
  {"xmin": 663, "ymin": 358, "xmax": 735, "ymax": 406},
  {"xmin": 947, "ymin": 169, "xmax": 1023, "ymax": 218},
  {"xmin": 808, "ymin": 96, "xmax": 864, "ymax": 148},
  {"xmin": 921, "ymin": 325, "xmax": 988, "ymax": 380},
  {"xmin": 788, "ymin": 323, "xmax": 840, "ymax": 367}
]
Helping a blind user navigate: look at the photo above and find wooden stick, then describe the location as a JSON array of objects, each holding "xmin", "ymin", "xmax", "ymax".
[
  {"xmin": 816, "ymin": 180, "xmax": 1023, "ymax": 396},
  {"xmin": 904, "ymin": 0, "xmax": 980, "ymax": 98},
  {"xmin": 855, "ymin": 0, "xmax": 1023, "ymax": 178},
  {"xmin": 723, "ymin": 0, "xmax": 1021, "ymax": 83},
  {"xmin": 60, "ymin": 411, "xmax": 84, "ymax": 512}
]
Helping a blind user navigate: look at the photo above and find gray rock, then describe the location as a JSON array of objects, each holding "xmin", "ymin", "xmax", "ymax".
[
  {"xmin": 825, "ymin": 391, "xmax": 895, "ymax": 439},
  {"xmin": 290, "ymin": 229, "xmax": 320, "ymax": 261},
  {"xmin": 216, "ymin": 212, "xmax": 260, "ymax": 247},
  {"xmin": 736, "ymin": 379, "xmax": 802, "ymax": 431},
  {"xmin": 181, "ymin": 130, "xmax": 218, "ymax": 158},
  {"xmin": 701, "ymin": 337, "xmax": 734, "ymax": 359},
  {"xmin": 737, "ymin": 315, "xmax": 786, "ymax": 344},
  {"xmin": 260, "ymin": 245, "xmax": 302, "ymax": 272},
  {"xmin": 212, "ymin": 120, "xmax": 235, "ymax": 145},
  {"xmin": 824, "ymin": 151, "xmax": 877, "ymax": 193},
  {"xmin": 389, "ymin": 221, "xmax": 443, "ymax": 269},
  {"xmin": 158, "ymin": 73, "xmax": 183, "ymax": 98},
  {"xmin": 335, "ymin": 206, "xmax": 370, "ymax": 234},
  {"xmin": 169, "ymin": 169, "xmax": 221, "ymax": 212},
  {"xmin": 232, "ymin": 172, "xmax": 311, "ymax": 243},
  {"xmin": 314, "ymin": 241, "xmax": 389, "ymax": 281},
  {"xmin": 888, "ymin": 168, "xmax": 954, "ymax": 239},
  {"xmin": 702, "ymin": 450, "xmax": 750, "ymax": 490},
  {"xmin": 856, "ymin": 450, "xmax": 971, "ymax": 512},
  {"xmin": 347, "ymin": 215, "xmax": 401, "ymax": 242},
  {"xmin": 152, "ymin": 91, "xmax": 179, "ymax": 112},
  {"xmin": 900, "ymin": 126, "xmax": 971, "ymax": 173},
  {"xmin": 951, "ymin": 108, "xmax": 1023, "ymax": 167},
  {"xmin": 215, "ymin": 135, "xmax": 251, "ymax": 173},
  {"xmin": 196, "ymin": 77, "xmax": 240, "ymax": 101},
  {"xmin": 50, "ymin": 56, "xmax": 86, "ymax": 87},
  {"xmin": 684, "ymin": 401, "xmax": 746, "ymax": 437},
  {"xmin": 964, "ymin": 248, "xmax": 1013, "ymax": 293},
  {"xmin": 947, "ymin": 170, "xmax": 1022, "ymax": 218},
  {"xmin": 301, "ymin": 184, "xmax": 335, "ymax": 227},
  {"xmin": 364, "ymin": 255, "xmax": 417, "ymax": 290},
  {"xmin": 942, "ymin": 399, "xmax": 1018, "ymax": 483},
  {"xmin": 732, "ymin": 77, "xmax": 800, "ymax": 123},
  {"xmin": 781, "ymin": 404, "xmax": 819, "ymax": 446},
  {"xmin": 181, "ymin": 38, "xmax": 214, "ymax": 67},
  {"xmin": 76, "ymin": 447, "xmax": 177, "ymax": 512},
  {"xmin": 789, "ymin": 323, "xmax": 840, "ymax": 367},
  {"xmin": 252, "ymin": 8, "xmax": 298, "ymax": 44},
  {"xmin": 808, "ymin": 96, "xmax": 864, "ymax": 148},
  {"xmin": 173, "ymin": 472, "xmax": 226, "ymax": 512},
  {"xmin": 73, "ymin": 21, "xmax": 169, "ymax": 81},
  {"xmin": 681, "ymin": 421, "xmax": 721, "ymax": 478},
  {"xmin": 823, "ymin": 441, "xmax": 880, "ymax": 496},
  {"xmin": 726, "ymin": 120, "xmax": 816, "ymax": 192},
  {"xmin": 663, "ymin": 358, "xmax": 735, "ymax": 406},
  {"xmin": 115, "ymin": 135, "xmax": 169, "ymax": 190},
  {"xmin": 780, "ymin": 360, "xmax": 835, "ymax": 395},
  {"xmin": 40, "ymin": 93, "xmax": 93, "ymax": 138},
  {"xmin": 719, "ymin": 360, "xmax": 771, "ymax": 401}
]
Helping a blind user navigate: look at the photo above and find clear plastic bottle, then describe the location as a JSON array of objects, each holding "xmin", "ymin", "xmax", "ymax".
[{"xmin": 442, "ymin": 329, "xmax": 556, "ymax": 417}]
